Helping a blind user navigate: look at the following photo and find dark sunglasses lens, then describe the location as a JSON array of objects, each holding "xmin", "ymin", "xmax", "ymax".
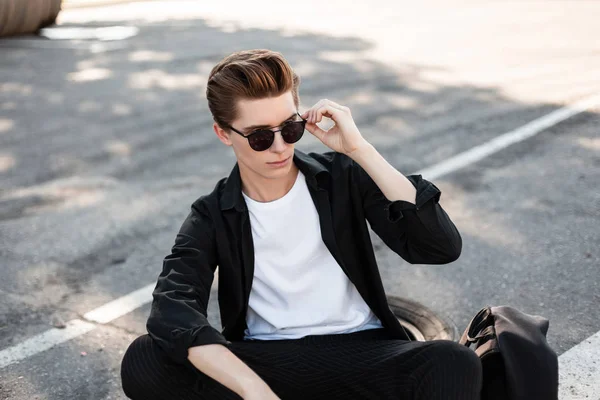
[
  {"xmin": 248, "ymin": 130, "xmax": 274, "ymax": 151},
  {"xmin": 281, "ymin": 121, "xmax": 305, "ymax": 143}
]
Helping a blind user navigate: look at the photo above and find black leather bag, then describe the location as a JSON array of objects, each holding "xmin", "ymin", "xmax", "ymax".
[{"xmin": 458, "ymin": 305, "xmax": 559, "ymax": 400}]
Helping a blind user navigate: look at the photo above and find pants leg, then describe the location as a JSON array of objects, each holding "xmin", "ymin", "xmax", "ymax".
[
  {"xmin": 120, "ymin": 334, "xmax": 306, "ymax": 400},
  {"xmin": 120, "ymin": 330, "xmax": 482, "ymax": 400},
  {"xmin": 120, "ymin": 334, "xmax": 242, "ymax": 400},
  {"xmin": 280, "ymin": 330, "xmax": 482, "ymax": 400},
  {"xmin": 409, "ymin": 340, "xmax": 483, "ymax": 400}
]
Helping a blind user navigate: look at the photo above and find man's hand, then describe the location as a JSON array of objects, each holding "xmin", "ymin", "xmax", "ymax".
[
  {"xmin": 300, "ymin": 99, "xmax": 418, "ymax": 205},
  {"xmin": 301, "ymin": 99, "xmax": 369, "ymax": 156}
]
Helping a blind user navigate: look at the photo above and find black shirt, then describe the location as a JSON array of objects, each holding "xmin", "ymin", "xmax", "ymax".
[{"xmin": 146, "ymin": 149, "xmax": 462, "ymax": 364}]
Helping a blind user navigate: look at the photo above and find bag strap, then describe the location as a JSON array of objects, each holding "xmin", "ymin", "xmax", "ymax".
[
  {"xmin": 459, "ymin": 306, "xmax": 494, "ymax": 345},
  {"xmin": 467, "ymin": 325, "xmax": 495, "ymax": 343}
]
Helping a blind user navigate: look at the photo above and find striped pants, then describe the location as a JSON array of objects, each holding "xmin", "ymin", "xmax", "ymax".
[{"xmin": 120, "ymin": 328, "xmax": 482, "ymax": 399}]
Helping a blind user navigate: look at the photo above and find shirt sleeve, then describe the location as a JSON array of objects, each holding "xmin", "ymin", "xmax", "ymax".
[
  {"xmin": 146, "ymin": 206, "xmax": 231, "ymax": 365},
  {"xmin": 351, "ymin": 159, "xmax": 462, "ymax": 264}
]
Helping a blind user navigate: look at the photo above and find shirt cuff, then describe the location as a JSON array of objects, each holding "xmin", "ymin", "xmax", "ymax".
[
  {"xmin": 385, "ymin": 175, "xmax": 442, "ymax": 222},
  {"xmin": 171, "ymin": 325, "xmax": 231, "ymax": 364}
]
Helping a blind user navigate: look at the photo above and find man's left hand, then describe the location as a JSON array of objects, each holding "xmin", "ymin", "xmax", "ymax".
[{"xmin": 301, "ymin": 99, "xmax": 369, "ymax": 156}]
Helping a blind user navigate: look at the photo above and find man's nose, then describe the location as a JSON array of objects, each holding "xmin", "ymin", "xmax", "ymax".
[{"xmin": 270, "ymin": 131, "xmax": 288, "ymax": 152}]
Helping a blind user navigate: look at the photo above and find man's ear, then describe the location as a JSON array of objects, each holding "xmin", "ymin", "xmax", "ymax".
[{"xmin": 214, "ymin": 122, "xmax": 233, "ymax": 146}]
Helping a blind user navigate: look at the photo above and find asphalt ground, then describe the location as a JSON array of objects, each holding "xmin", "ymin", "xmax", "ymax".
[{"xmin": 0, "ymin": 1, "xmax": 599, "ymax": 399}]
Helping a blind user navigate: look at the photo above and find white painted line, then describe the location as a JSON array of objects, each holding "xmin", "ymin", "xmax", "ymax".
[
  {"xmin": 1, "ymin": 94, "xmax": 600, "ymax": 387},
  {"xmin": 84, "ymin": 283, "xmax": 155, "ymax": 324},
  {"xmin": 415, "ymin": 93, "xmax": 600, "ymax": 180},
  {"xmin": 0, "ymin": 284, "xmax": 155, "ymax": 369},
  {"xmin": 558, "ymin": 330, "xmax": 600, "ymax": 399},
  {"xmin": 0, "ymin": 319, "xmax": 96, "ymax": 369}
]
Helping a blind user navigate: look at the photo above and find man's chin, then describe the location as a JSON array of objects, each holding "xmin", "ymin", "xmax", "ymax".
[{"xmin": 264, "ymin": 162, "xmax": 296, "ymax": 178}]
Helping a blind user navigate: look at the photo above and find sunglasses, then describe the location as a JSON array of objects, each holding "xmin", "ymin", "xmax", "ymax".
[{"xmin": 226, "ymin": 111, "xmax": 307, "ymax": 151}]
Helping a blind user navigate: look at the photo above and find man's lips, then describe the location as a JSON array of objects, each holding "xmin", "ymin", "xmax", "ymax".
[{"xmin": 267, "ymin": 157, "xmax": 290, "ymax": 164}]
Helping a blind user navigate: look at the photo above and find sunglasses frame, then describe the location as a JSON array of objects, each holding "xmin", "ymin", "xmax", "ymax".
[{"xmin": 226, "ymin": 111, "xmax": 307, "ymax": 151}]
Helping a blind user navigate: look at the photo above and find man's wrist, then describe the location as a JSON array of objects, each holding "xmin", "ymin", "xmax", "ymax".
[
  {"xmin": 346, "ymin": 141, "xmax": 376, "ymax": 164},
  {"xmin": 240, "ymin": 377, "xmax": 271, "ymax": 397}
]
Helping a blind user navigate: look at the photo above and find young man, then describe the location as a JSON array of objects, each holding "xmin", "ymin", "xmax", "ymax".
[{"xmin": 120, "ymin": 49, "xmax": 482, "ymax": 400}]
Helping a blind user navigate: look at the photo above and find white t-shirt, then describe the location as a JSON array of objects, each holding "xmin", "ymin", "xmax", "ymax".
[{"xmin": 242, "ymin": 169, "xmax": 383, "ymax": 340}]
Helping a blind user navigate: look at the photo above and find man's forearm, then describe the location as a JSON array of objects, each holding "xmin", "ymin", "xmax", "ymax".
[
  {"xmin": 348, "ymin": 143, "xmax": 417, "ymax": 204},
  {"xmin": 188, "ymin": 343, "xmax": 268, "ymax": 397}
]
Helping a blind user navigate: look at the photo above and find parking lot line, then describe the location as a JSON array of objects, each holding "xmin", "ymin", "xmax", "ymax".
[
  {"xmin": 558, "ymin": 330, "xmax": 600, "ymax": 399},
  {"xmin": 415, "ymin": 93, "xmax": 600, "ymax": 180},
  {"xmin": 0, "ymin": 319, "xmax": 96, "ymax": 369},
  {"xmin": 83, "ymin": 283, "xmax": 155, "ymax": 324},
  {"xmin": 0, "ymin": 284, "xmax": 155, "ymax": 369}
]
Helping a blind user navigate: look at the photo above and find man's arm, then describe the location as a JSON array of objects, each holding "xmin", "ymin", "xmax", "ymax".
[
  {"xmin": 145, "ymin": 206, "xmax": 274, "ymax": 397},
  {"xmin": 348, "ymin": 143, "xmax": 462, "ymax": 264},
  {"xmin": 188, "ymin": 344, "xmax": 279, "ymax": 399},
  {"xmin": 299, "ymin": 98, "xmax": 460, "ymax": 264},
  {"xmin": 349, "ymin": 143, "xmax": 417, "ymax": 205}
]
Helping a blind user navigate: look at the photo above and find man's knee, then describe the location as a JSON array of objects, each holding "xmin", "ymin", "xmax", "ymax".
[
  {"xmin": 121, "ymin": 334, "xmax": 207, "ymax": 399},
  {"xmin": 120, "ymin": 334, "xmax": 169, "ymax": 399},
  {"xmin": 412, "ymin": 340, "xmax": 482, "ymax": 398},
  {"xmin": 121, "ymin": 335, "xmax": 147, "ymax": 398},
  {"xmin": 426, "ymin": 340, "xmax": 482, "ymax": 377}
]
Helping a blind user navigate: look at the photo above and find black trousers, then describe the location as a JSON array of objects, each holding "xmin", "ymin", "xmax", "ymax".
[{"xmin": 120, "ymin": 328, "xmax": 482, "ymax": 399}]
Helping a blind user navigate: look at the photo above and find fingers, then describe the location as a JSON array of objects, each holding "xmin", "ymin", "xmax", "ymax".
[
  {"xmin": 302, "ymin": 99, "xmax": 324, "ymax": 123},
  {"xmin": 313, "ymin": 104, "xmax": 340, "ymax": 124},
  {"xmin": 301, "ymin": 99, "xmax": 348, "ymax": 124},
  {"xmin": 305, "ymin": 117, "xmax": 327, "ymax": 142},
  {"xmin": 304, "ymin": 104, "xmax": 343, "ymax": 142}
]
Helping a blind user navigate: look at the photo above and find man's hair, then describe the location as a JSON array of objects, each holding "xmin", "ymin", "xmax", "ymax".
[{"xmin": 206, "ymin": 49, "xmax": 301, "ymax": 131}]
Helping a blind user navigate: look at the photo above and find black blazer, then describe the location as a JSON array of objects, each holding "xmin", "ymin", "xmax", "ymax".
[{"xmin": 146, "ymin": 149, "xmax": 463, "ymax": 364}]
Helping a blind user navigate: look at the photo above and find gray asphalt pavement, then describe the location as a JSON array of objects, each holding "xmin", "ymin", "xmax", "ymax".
[{"xmin": 1, "ymin": 1, "xmax": 599, "ymax": 399}]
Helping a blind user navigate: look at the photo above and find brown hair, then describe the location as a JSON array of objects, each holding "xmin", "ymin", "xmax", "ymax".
[{"xmin": 206, "ymin": 49, "xmax": 301, "ymax": 131}]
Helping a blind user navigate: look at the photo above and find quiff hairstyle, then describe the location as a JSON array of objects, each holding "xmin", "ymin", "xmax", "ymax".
[{"xmin": 206, "ymin": 49, "xmax": 301, "ymax": 132}]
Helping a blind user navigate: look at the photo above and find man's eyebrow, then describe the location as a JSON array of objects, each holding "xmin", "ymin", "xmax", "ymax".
[{"xmin": 243, "ymin": 112, "xmax": 298, "ymax": 131}]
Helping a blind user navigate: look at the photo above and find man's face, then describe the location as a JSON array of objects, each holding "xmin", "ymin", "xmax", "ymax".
[{"xmin": 215, "ymin": 90, "xmax": 300, "ymax": 181}]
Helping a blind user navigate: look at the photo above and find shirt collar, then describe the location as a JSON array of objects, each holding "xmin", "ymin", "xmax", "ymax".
[{"xmin": 220, "ymin": 148, "xmax": 330, "ymax": 211}]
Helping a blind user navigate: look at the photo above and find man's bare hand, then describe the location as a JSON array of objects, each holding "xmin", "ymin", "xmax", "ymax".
[{"xmin": 300, "ymin": 98, "xmax": 368, "ymax": 156}]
